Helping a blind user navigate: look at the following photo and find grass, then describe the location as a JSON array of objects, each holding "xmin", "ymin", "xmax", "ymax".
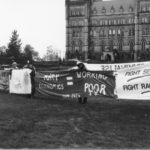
[{"xmin": 0, "ymin": 92, "xmax": 150, "ymax": 148}]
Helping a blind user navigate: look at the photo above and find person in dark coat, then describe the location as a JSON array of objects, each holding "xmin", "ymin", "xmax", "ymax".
[{"xmin": 24, "ymin": 60, "xmax": 36, "ymax": 98}]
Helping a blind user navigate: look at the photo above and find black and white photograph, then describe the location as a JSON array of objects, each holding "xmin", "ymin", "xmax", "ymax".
[{"xmin": 0, "ymin": 0, "xmax": 150, "ymax": 149}]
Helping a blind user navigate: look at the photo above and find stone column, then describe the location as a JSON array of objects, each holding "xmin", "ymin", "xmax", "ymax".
[{"xmin": 65, "ymin": 0, "xmax": 69, "ymax": 60}]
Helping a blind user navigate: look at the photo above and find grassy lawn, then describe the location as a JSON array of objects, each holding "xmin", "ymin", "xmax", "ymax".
[{"xmin": 0, "ymin": 92, "xmax": 150, "ymax": 148}]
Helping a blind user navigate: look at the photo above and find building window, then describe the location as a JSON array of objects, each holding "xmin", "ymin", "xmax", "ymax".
[
  {"xmin": 105, "ymin": 20, "xmax": 108, "ymax": 25},
  {"xmin": 141, "ymin": 5, "xmax": 146, "ymax": 12},
  {"xmin": 122, "ymin": 19, "xmax": 125, "ymax": 24},
  {"xmin": 120, "ymin": 5, "xmax": 124, "ymax": 13},
  {"xmin": 141, "ymin": 39, "xmax": 146, "ymax": 51},
  {"xmin": 92, "ymin": 8, "xmax": 97, "ymax": 14},
  {"xmin": 76, "ymin": 10, "xmax": 80, "ymax": 16},
  {"xmin": 99, "ymin": 30, "xmax": 104, "ymax": 37},
  {"xmin": 129, "ymin": 40, "xmax": 134, "ymax": 51},
  {"xmin": 110, "ymin": 40, "xmax": 114, "ymax": 51},
  {"xmin": 80, "ymin": 10, "xmax": 84, "ymax": 16},
  {"xmin": 113, "ymin": 29, "xmax": 115, "ymax": 35},
  {"xmin": 148, "ymin": 5, "xmax": 150, "ymax": 11},
  {"xmin": 99, "ymin": 20, "xmax": 102, "ymax": 26},
  {"xmin": 129, "ymin": 18, "xmax": 134, "ymax": 24},
  {"xmin": 109, "ymin": 20, "xmax": 112, "ymax": 25},
  {"xmin": 90, "ymin": 30, "xmax": 93, "ymax": 36},
  {"xmin": 79, "ymin": 20, "xmax": 84, "ymax": 26},
  {"xmin": 117, "ymin": 29, "xmax": 121, "ymax": 35},
  {"xmin": 102, "ymin": 7, "xmax": 106, "ymax": 13},
  {"xmin": 72, "ymin": 41, "xmax": 75, "ymax": 52},
  {"xmin": 79, "ymin": 40, "xmax": 82, "ymax": 52},
  {"xmin": 109, "ymin": 29, "xmax": 112, "ymax": 35},
  {"xmin": 142, "ymin": 27, "xmax": 150, "ymax": 35},
  {"xmin": 129, "ymin": 6, "xmax": 134, "ymax": 12},
  {"xmin": 93, "ymin": 30, "xmax": 97, "ymax": 37},
  {"xmin": 92, "ymin": 19, "xmax": 98, "ymax": 26},
  {"xmin": 72, "ymin": 31, "xmax": 76, "ymax": 37},
  {"xmin": 91, "ymin": 29, "xmax": 97, "ymax": 37},
  {"xmin": 110, "ymin": 6, "xmax": 115, "ymax": 13},
  {"xmin": 128, "ymin": 28, "xmax": 135, "ymax": 36},
  {"xmin": 142, "ymin": 17, "xmax": 148, "ymax": 23},
  {"xmin": 101, "ymin": 40, "xmax": 105, "ymax": 52},
  {"xmin": 118, "ymin": 39, "xmax": 123, "ymax": 51}
]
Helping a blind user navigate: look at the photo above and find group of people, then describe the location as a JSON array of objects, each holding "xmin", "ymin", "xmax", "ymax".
[{"xmin": 11, "ymin": 60, "xmax": 36, "ymax": 98}]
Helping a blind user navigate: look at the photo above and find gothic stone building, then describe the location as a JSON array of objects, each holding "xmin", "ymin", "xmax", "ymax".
[{"xmin": 66, "ymin": 0, "xmax": 150, "ymax": 62}]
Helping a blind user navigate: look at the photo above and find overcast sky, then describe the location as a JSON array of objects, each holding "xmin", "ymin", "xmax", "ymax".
[
  {"xmin": 0, "ymin": 0, "xmax": 110, "ymax": 58},
  {"xmin": 0, "ymin": 0, "xmax": 66, "ymax": 57}
]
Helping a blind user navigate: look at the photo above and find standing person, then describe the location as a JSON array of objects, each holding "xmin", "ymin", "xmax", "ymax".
[
  {"xmin": 24, "ymin": 60, "xmax": 36, "ymax": 98},
  {"xmin": 11, "ymin": 61, "xmax": 18, "ymax": 70},
  {"xmin": 9, "ymin": 61, "xmax": 19, "ymax": 80}
]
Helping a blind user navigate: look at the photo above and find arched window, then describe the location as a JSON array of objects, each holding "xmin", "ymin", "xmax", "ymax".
[
  {"xmin": 110, "ymin": 40, "xmax": 114, "ymax": 51},
  {"xmin": 109, "ymin": 29, "xmax": 112, "ymax": 35},
  {"xmin": 109, "ymin": 20, "xmax": 112, "ymax": 25},
  {"xmin": 110, "ymin": 6, "xmax": 115, "ymax": 13},
  {"xmin": 72, "ymin": 30, "xmax": 76, "ymax": 37},
  {"xmin": 89, "ymin": 40, "xmax": 94, "ymax": 49},
  {"xmin": 129, "ymin": 6, "xmax": 134, "ymax": 12},
  {"xmin": 120, "ymin": 5, "xmax": 124, "ymax": 12},
  {"xmin": 118, "ymin": 39, "xmax": 123, "ymax": 51},
  {"xmin": 102, "ymin": 7, "xmax": 106, "ymax": 13},
  {"xmin": 92, "ymin": 8, "xmax": 97, "ymax": 14},
  {"xmin": 105, "ymin": 20, "xmax": 108, "ymax": 25},
  {"xmin": 148, "ymin": 5, "xmax": 150, "ymax": 11},
  {"xmin": 99, "ymin": 30, "xmax": 103, "ymax": 37},
  {"xmin": 129, "ymin": 40, "xmax": 134, "ymax": 51},
  {"xmin": 79, "ymin": 40, "xmax": 82, "ymax": 52},
  {"xmin": 101, "ymin": 40, "xmax": 105, "ymax": 52},
  {"xmin": 141, "ymin": 5, "xmax": 146, "ymax": 12},
  {"xmin": 141, "ymin": 39, "xmax": 146, "ymax": 51},
  {"xmin": 72, "ymin": 41, "xmax": 75, "ymax": 52},
  {"xmin": 117, "ymin": 29, "xmax": 121, "ymax": 35},
  {"xmin": 92, "ymin": 19, "xmax": 98, "ymax": 26},
  {"xmin": 88, "ymin": 40, "xmax": 95, "ymax": 59}
]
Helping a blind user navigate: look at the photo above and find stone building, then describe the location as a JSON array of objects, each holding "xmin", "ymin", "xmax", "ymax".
[{"xmin": 66, "ymin": 0, "xmax": 150, "ymax": 62}]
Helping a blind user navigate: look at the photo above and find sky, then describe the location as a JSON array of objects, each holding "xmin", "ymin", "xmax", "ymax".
[
  {"xmin": 0, "ymin": 0, "xmax": 110, "ymax": 58},
  {"xmin": 0, "ymin": 0, "xmax": 66, "ymax": 58}
]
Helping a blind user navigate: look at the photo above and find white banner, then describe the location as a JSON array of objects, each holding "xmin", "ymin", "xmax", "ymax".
[
  {"xmin": 116, "ymin": 64, "xmax": 150, "ymax": 100},
  {"xmin": 83, "ymin": 61, "xmax": 150, "ymax": 71},
  {"xmin": 9, "ymin": 69, "xmax": 32, "ymax": 94}
]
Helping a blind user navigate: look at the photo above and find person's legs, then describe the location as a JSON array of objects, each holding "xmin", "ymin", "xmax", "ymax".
[{"xmin": 31, "ymin": 78, "xmax": 35, "ymax": 96}]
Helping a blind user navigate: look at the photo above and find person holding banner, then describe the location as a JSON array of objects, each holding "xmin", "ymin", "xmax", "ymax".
[
  {"xmin": 77, "ymin": 61, "xmax": 86, "ymax": 70},
  {"xmin": 24, "ymin": 60, "xmax": 36, "ymax": 98},
  {"xmin": 11, "ymin": 61, "xmax": 18, "ymax": 70},
  {"xmin": 9, "ymin": 61, "xmax": 19, "ymax": 80},
  {"xmin": 76, "ymin": 61, "xmax": 88, "ymax": 104}
]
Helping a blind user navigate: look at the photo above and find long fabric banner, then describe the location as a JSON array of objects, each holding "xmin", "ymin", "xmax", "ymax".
[
  {"xmin": 0, "ymin": 70, "xmax": 10, "ymax": 92},
  {"xmin": 35, "ymin": 69, "xmax": 115, "ymax": 99},
  {"xmin": 116, "ymin": 64, "xmax": 150, "ymax": 100},
  {"xmin": 1, "ymin": 61, "xmax": 150, "ymax": 100},
  {"xmin": 83, "ymin": 61, "xmax": 150, "ymax": 71}
]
